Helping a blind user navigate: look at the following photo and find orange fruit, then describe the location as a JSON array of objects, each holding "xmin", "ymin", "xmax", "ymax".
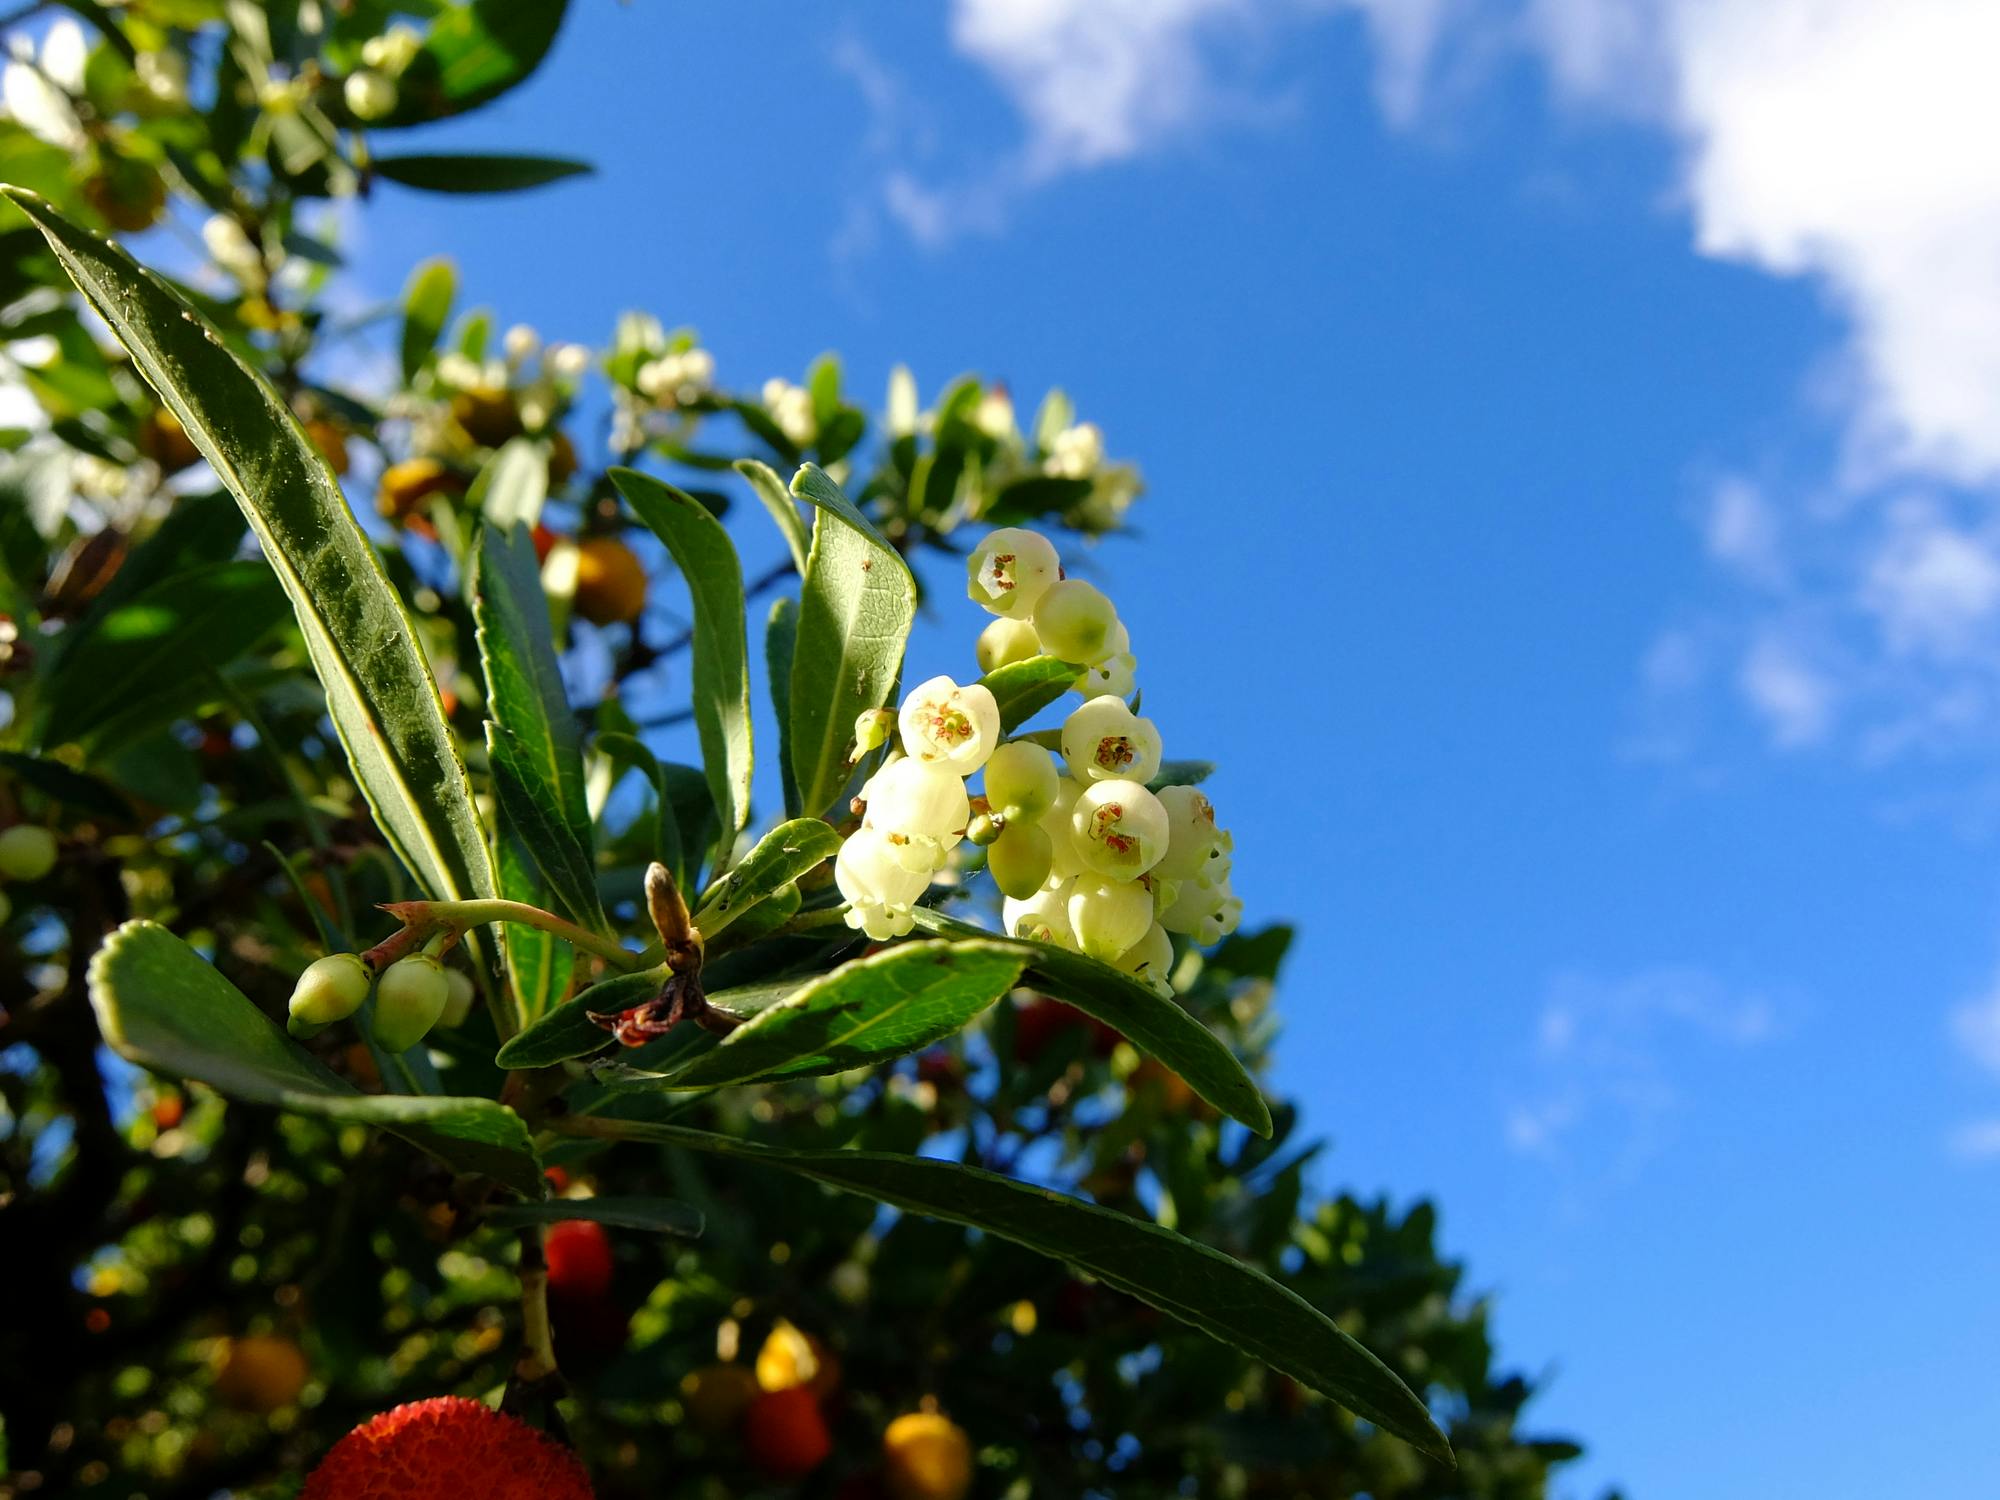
[
  {"xmin": 883, "ymin": 1412, "xmax": 973, "ymax": 1500},
  {"xmin": 571, "ymin": 537, "xmax": 647, "ymax": 626},
  {"xmin": 213, "ymin": 1334, "xmax": 310, "ymax": 1413},
  {"xmin": 742, "ymin": 1387, "xmax": 831, "ymax": 1479}
]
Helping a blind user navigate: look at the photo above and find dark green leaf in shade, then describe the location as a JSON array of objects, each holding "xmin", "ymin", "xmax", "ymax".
[
  {"xmin": 486, "ymin": 1196, "xmax": 703, "ymax": 1236},
  {"xmin": 373, "ymin": 153, "xmax": 592, "ymax": 195}
]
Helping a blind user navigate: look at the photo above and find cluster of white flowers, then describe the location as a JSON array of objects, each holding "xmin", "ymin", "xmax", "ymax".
[
  {"xmin": 637, "ymin": 346, "xmax": 715, "ymax": 407},
  {"xmin": 762, "ymin": 378, "xmax": 817, "ymax": 447},
  {"xmin": 1043, "ymin": 420, "xmax": 1103, "ymax": 479},
  {"xmin": 832, "ymin": 525, "xmax": 1239, "ymax": 995}
]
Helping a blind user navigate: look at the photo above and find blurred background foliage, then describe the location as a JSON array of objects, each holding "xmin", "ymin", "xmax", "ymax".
[{"xmin": 0, "ymin": 3, "xmax": 1598, "ymax": 1496}]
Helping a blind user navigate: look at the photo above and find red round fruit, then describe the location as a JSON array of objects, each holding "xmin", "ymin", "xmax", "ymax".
[
  {"xmin": 301, "ymin": 1396, "xmax": 593, "ymax": 1500},
  {"xmin": 743, "ymin": 1387, "xmax": 833, "ymax": 1479},
  {"xmin": 544, "ymin": 1219, "xmax": 613, "ymax": 1300}
]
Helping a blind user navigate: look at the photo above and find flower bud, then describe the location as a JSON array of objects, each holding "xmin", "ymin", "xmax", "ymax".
[
  {"xmin": 1032, "ymin": 579, "xmax": 1119, "ymax": 664},
  {"xmin": 985, "ymin": 740, "xmax": 1059, "ymax": 822},
  {"xmin": 976, "ymin": 616, "xmax": 1042, "ymax": 674},
  {"xmin": 853, "ymin": 706, "xmax": 895, "ymax": 756},
  {"xmin": 837, "ymin": 827, "xmax": 932, "ymax": 941},
  {"xmin": 988, "ymin": 822, "xmax": 1054, "ymax": 900},
  {"xmin": 1158, "ymin": 870, "xmax": 1241, "ymax": 944},
  {"xmin": 1067, "ymin": 876, "xmax": 1153, "ymax": 961},
  {"xmin": 504, "ymin": 324, "xmax": 541, "ymax": 363},
  {"xmin": 361, "ymin": 23, "xmax": 423, "ymax": 76},
  {"xmin": 1003, "ymin": 880, "xmax": 1075, "ymax": 948},
  {"xmin": 1070, "ymin": 779, "xmax": 1169, "ymax": 880},
  {"xmin": 288, "ymin": 953, "xmax": 373, "ymax": 1031},
  {"xmin": 898, "ymin": 676, "xmax": 1001, "ymax": 772},
  {"xmin": 1061, "ymin": 696, "xmax": 1161, "ymax": 785},
  {"xmin": 375, "ymin": 953, "xmax": 449, "ymax": 1052},
  {"xmin": 343, "ymin": 69, "xmax": 397, "ymax": 121},
  {"xmin": 965, "ymin": 805, "xmax": 1003, "ymax": 846},
  {"xmin": 1045, "ymin": 421, "xmax": 1104, "ymax": 479},
  {"xmin": 1152, "ymin": 792, "xmax": 1224, "ymax": 888},
  {"xmin": 547, "ymin": 343, "xmax": 592, "ymax": 381},
  {"xmin": 967, "ymin": 528, "xmax": 1060, "ymax": 619},
  {"xmin": 440, "ymin": 968, "xmax": 476, "ymax": 1028},
  {"xmin": 863, "ymin": 757, "xmax": 970, "ymax": 848},
  {"xmin": 1116, "ymin": 923, "xmax": 1175, "ymax": 997},
  {"xmin": 1041, "ymin": 775, "xmax": 1085, "ymax": 881},
  {"xmin": 0, "ymin": 825, "xmax": 58, "ymax": 882}
]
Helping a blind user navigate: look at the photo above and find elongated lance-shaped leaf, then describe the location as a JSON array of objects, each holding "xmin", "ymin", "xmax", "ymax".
[
  {"xmin": 788, "ymin": 463, "xmax": 917, "ymax": 816},
  {"xmin": 475, "ymin": 523, "xmax": 605, "ymax": 932},
  {"xmin": 2, "ymin": 187, "xmax": 497, "ymax": 912},
  {"xmin": 735, "ymin": 457, "xmax": 810, "ymax": 575},
  {"xmin": 372, "ymin": 153, "xmax": 592, "ymax": 195},
  {"xmin": 593, "ymin": 730, "xmax": 687, "ymax": 896},
  {"xmin": 911, "ymin": 909, "xmax": 1272, "ymax": 1136},
  {"xmin": 399, "ymin": 256, "xmax": 455, "ymax": 382},
  {"xmin": 497, "ymin": 833, "xmax": 574, "ymax": 1023},
  {"xmin": 692, "ymin": 818, "xmax": 839, "ymax": 941},
  {"xmin": 627, "ymin": 939, "xmax": 1027, "ymax": 1090},
  {"xmin": 556, "ymin": 1118, "xmax": 1450, "ymax": 1462},
  {"xmin": 487, "ymin": 1196, "xmax": 703, "ymax": 1236},
  {"xmin": 610, "ymin": 468, "xmax": 753, "ymax": 864},
  {"xmin": 978, "ymin": 654, "xmax": 1080, "ymax": 734},
  {"xmin": 90, "ymin": 922, "xmax": 543, "ymax": 1197},
  {"xmin": 766, "ymin": 595, "xmax": 801, "ymax": 817}
]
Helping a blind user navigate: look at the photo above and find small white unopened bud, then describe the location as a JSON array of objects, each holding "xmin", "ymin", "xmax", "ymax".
[
  {"xmin": 1067, "ymin": 876, "xmax": 1153, "ymax": 961},
  {"xmin": 1061, "ymin": 696, "xmax": 1161, "ymax": 785},
  {"xmin": 1045, "ymin": 421, "xmax": 1104, "ymax": 479},
  {"xmin": 763, "ymin": 379, "xmax": 817, "ymax": 446},
  {"xmin": 547, "ymin": 343, "xmax": 592, "ymax": 381},
  {"xmin": 1032, "ymin": 579, "xmax": 1120, "ymax": 664},
  {"xmin": 375, "ymin": 953, "xmax": 449, "ymax": 1051},
  {"xmin": 1003, "ymin": 880, "xmax": 1075, "ymax": 948},
  {"xmin": 967, "ymin": 528, "xmax": 1061, "ymax": 620},
  {"xmin": 504, "ymin": 324, "xmax": 541, "ymax": 363},
  {"xmin": 344, "ymin": 68, "xmax": 397, "ymax": 121},
  {"xmin": 975, "ymin": 387, "xmax": 1015, "ymax": 438},
  {"xmin": 984, "ymin": 741, "xmax": 1058, "ymax": 822},
  {"xmin": 1070, "ymin": 779, "xmax": 1169, "ymax": 880},
  {"xmin": 898, "ymin": 675, "xmax": 1001, "ymax": 773},
  {"xmin": 977, "ymin": 616, "xmax": 1042, "ymax": 674}
]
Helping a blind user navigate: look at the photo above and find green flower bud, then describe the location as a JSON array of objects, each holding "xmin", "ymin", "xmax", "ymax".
[
  {"xmin": 0, "ymin": 825, "xmax": 58, "ymax": 883},
  {"xmin": 375, "ymin": 953, "xmax": 449, "ymax": 1052},
  {"xmin": 977, "ymin": 616, "xmax": 1042, "ymax": 674},
  {"xmin": 287, "ymin": 953, "xmax": 373, "ymax": 1032},
  {"xmin": 853, "ymin": 707, "xmax": 896, "ymax": 756}
]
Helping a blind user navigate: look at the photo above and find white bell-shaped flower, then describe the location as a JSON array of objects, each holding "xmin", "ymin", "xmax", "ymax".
[{"xmin": 898, "ymin": 675, "xmax": 1001, "ymax": 772}]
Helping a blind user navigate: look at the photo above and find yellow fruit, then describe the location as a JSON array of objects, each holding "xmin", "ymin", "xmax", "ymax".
[
  {"xmin": 213, "ymin": 1335, "xmax": 310, "ymax": 1413},
  {"xmin": 680, "ymin": 1363, "xmax": 759, "ymax": 1436},
  {"xmin": 377, "ymin": 457, "xmax": 462, "ymax": 523},
  {"xmin": 572, "ymin": 537, "xmax": 647, "ymax": 626},
  {"xmin": 883, "ymin": 1412, "xmax": 973, "ymax": 1500}
]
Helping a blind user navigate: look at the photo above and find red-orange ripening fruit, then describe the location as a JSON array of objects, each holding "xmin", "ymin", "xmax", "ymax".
[
  {"xmin": 301, "ymin": 1395, "xmax": 594, "ymax": 1500},
  {"xmin": 883, "ymin": 1411, "xmax": 974, "ymax": 1500},
  {"xmin": 571, "ymin": 537, "xmax": 647, "ymax": 626},
  {"xmin": 213, "ymin": 1334, "xmax": 310, "ymax": 1413},
  {"xmin": 532, "ymin": 523, "xmax": 560, "ymax": 564},
  {"xmin": 743, "ymin": 1388, "xmax": 833, "ymax": 1480},
  {"xmin": 544, "ymin": 1219, "xmax": 614, "ymax": 1300},
  {"xmin": 151, "ymin": 1093, "xmax": 184, "ymax": 1130}
]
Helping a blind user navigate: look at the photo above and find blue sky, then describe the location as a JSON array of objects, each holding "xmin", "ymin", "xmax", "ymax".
[{"xmin": 334, "ymin": 3, "xmax": 2000, "ymax": 1495}]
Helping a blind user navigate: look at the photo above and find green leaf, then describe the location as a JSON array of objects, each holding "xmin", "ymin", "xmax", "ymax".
[
  {"xmin": 735, "ymin": 458, "xmax": 809, "ymax": 576},
  {"xmin": 978, "ymin": 654, "xmax": 1080, "ymax": 734},
  {"xmin": 39, "ymin": 560, "xmax": 288, "ymax": 751},
  {"xmin": 475, "ymin": 523, "xmax": 604, "ymax": 932},
  {"xmin": 628, "ymin": 939, "xmax": 1026, "ymax": 1090},
  {"xmin": 408, "ymin": 0, "xmax": 568, "ymax": 119},
  {"xmin": 497, "ymin": 834, "xmax": 574, "ymax": 1023},
  {"xmin": 399, "ymin": 256, "xmax": 456, "ymax": 383},
  {"xmin": 691, "ymin": 818, "xmax": 839, "ymax": 941},
  {"xmin": 983, "ymin": 475, "xmax": 1095, "ymax": 527},
  {"xmin": 89, "ymin": 922, "xmax": 542, "ymax": 1197},
  {"xmin": 1149, "ymin": 761, "xmax": 1214, "ymax": 789},
  {"xmin": 0, "ymin": 750, "xmax": 132, "ymax": 819},
  {"xmin": 593, "ymin": 731, "xmax": 685, "ymax": 897},
  {"xmin": 1, "ymin": 190, "xmax": 497, "ymax": 913},
  {"xmin": 766, "ymin": 595, "xmax": 800, "ymax": 817},
  {"xmin": 562, "ymin": 1119, "xmax": 1449, "ymax": 1463},
  {"xmin": 911, "ymin": 910, "xmax": 1272, "ymax": 1137},
  {"xmin": 494, "ymin": 967, "xmax": 660, "ymax": 1071},
  {"xmin": 787, "ymin": 464, "xmax": 917, "ymax": 816},
  {"xmin": 610, "ymin": 469, "xmax": 752, "ymax": 860},
  {"xmin": 373, "ymin": 153, "xmax": 593, "ymax": 195},
  {"xmin": 487, "ymin": 1196, "xmax": 703, "ymax": 1237}
]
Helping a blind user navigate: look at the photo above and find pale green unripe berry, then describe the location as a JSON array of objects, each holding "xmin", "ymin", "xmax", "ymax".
[
  {"xmin": 985, "ymin": 741, "xmax": 1058, "ymax": 822},
  {"xmin": 1067, "ymin": 876, "xmax": 1153, "ymax": 961},
  {"xmin": 375, "ymin": 953, "xmax": 449, "ymax": 1052},
  {"xmin": 1070, "ymin": 779, "xmax": 1169, "ymax": 880},
  {"xmin": 977, "ymin": 616, "xmax": 1042, "ymax": 674},
  {"xmin": 1061, "ymin": 696, "xmax": 1162, "ymax": 785},
  {"xmin": 0, "ymin": 825, "xmax": 58, "ymax": 882},
  {"xmin": 1041, "ymin": 775, "xmax": 1085, "ymax": 881},
  {"xmin": 1003, "ymin": 879, "xmax": 1075, "ymax": 948},
  {"xmin": 967, "ymin": 527, "xmax": 1060, "ymax": 618},
  {"xmin": 853, "ymin": 706, "xmax": 895, "ymax": 756},
  {"xmin": 1154, "ymin": 786, "xmax": 1225, "ymax": 882},
  {"xmin": 837, "ymin": 826, "xmax": 932, "ymax": 940},
  {"xmin": 343, "ymin": 68, "xmax": 397, "ymax": 121},
  {"xmin": 988, "ymin": 822, "xmax": 1054, "ymax": 899},
  {"xmin": 1032, "ymin": 579, "xmax": 1120, "ymax": 664},
  {"xmin": 863, "ymin": 757, "xmax": 969, "ymax": 852},
  {"xmin": 898, "ymin": 675, "xmax": 1001, "ymax": 772},
  {"xmin": 1116, "ymin": 923, "xmax": 1175, "ymax": 997},
  {"xmin": 288, "ymin": 952, "xmax": 373, "ymax": 1029},
  {"xmin": 440, "ymin": 968, "xmax": 476, "ymax": 1028}
]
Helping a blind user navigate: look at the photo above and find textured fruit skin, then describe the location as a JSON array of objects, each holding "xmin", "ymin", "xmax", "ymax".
[
  {"xmin": 883, "ymin": 1412, "xmax": 974, "ymax": 1500},
  {"xmin": 544, "ymin": 1219, "xmax": 614, "ymax": 1300},
  {"xmin": 213, "ymin": 1335, "xmax": 309, "ymax": 1413},
  {"xmin": 743, "ymin": 1387, "xmax": 832, "ymax": 1479},
  {"xmin": 301, "ymin": 1396, "xmax": 594, "ymax": 1500},
  {"xmin": 572, "ymin": 537, "xmax": 648, "ymax": 625}
]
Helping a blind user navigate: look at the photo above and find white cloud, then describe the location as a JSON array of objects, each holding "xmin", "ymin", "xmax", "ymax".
[
  {"xmin": 1950, "ymin": 973, "xmax": 2000, "ymax": 1077},
  {"xmin": 1861, "ymin": 498, "xmax": 2000, "ymax": 657},
  {"xmin": 1703, "ymin": 477, "xmax": 1786, "ymax": 588},
  {"xmin": 1738, "ymin": 631, "xmax": 1834, "ymax": 749},
  {"xmin": 1947, "ymin": 1118, "xmax": 2000, "ymax": 1161}
]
